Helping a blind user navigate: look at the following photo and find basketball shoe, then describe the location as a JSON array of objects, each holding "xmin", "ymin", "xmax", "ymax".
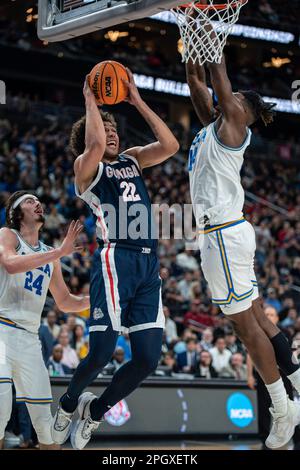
[
  {"xmin": 51, "ymin": 404, "xmax": 74, "ymax": 445},
  {"xmin": 70, "ymin": 392, "xmax": 102, "ymax": 450},
  {"xmin": 265, "ymin": 398, "xmax": 300, "ymax": 449}
]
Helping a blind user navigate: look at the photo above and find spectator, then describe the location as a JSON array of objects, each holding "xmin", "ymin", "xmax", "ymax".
[
  {"xmin": 200, "ymin": 328, "xmax": 214, "ymax": 351},
  {"xmin": 224, "ymin": 332, "xmax": 244, "ymax": 355},
  {"xmin": 163, "ymin": 277, "xmax": 186, "ymax": 316},
  {"xmin": 220, "ymin": 353, "xmax": 248, "ymax": 380},
  {"xmin": 195, "ymin": 350, "xmax": 218, "ymax": 379},
  {"xmin": 163, "ymin": 306, "xmax": 178, "ymax": 345},
  {"xmin": 116, "ymin": 334, "xmax": 132, "ymax": 361},
  {"xmin": 160, "ymin": 351, "xmax": 177, "ymax": 376},
  {"xmin": 210, "ymin": 337, "xmax": 232, "ymax": 374},
  {"xmin": 111, "ymin": 347, "xmax": 127, "ymax": 372},
  {"xmin": 43, "ymin": 310, "xmax": 60, "ymax": 340},
  {"xmin": 176, "ymin": 338, "xmax": 200, "ymax": 374},
  {"xmin": 183, "ymin": 299, "xmax": 215, "ymax": 333},
  {"xmin": 265, "ymin": 288, "xmax": 282, "ymax": 312},
  {"xmin": 176, "ymin": 249, "xmax": 199, "ymax": 271},
  {"xmin": 280, "ymin": 308, "xmax": 298, "ymax": 329},
  {"xmin": 47, "ymin": 344, "xmax": 73, "ymax": 376},
  {"xmin": 177, "ymin": 271, "xmax": 194, "ymax": 301},
  {"xmin": 173, "ymin": 328, "xmax": 197, "ymax": 355},
  {"xmin": 72, "ymin": 324, "xmax": 88, "ymax": 360},
  {"xmin": 58, "ymin": 330, "xmax": 80, "ymax": 370}
]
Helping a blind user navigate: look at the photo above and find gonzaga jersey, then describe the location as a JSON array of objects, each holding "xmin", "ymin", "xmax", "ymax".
[
  {"xmin": 75, "ymin": 154, "xmax": 157, "ymax": 250},
  {"xmin": 0, "ymin": 230, "xmax": 53, "ymax": 334},
  {"xmin": 189, "ymin": 119, "xmax": 252, "ymax": 226}
]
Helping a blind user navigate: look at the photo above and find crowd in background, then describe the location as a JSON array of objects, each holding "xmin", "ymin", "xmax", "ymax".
[
  {"xmin": 1, "ymin": 92, "xmax": 300, "ymax": 384},
  {"xmin": 243, "ymin": 0, "xmax": 300, "ymax": 28}
]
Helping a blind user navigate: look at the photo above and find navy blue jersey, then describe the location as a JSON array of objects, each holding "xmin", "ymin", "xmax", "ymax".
[{"xmin": 75, "ymin": 154, "xmax": 157, "ymax": 250}]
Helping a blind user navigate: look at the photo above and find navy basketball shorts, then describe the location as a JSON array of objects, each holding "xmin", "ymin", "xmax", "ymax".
[{"xmin": 89, "ymin": 243, "xmax": 165, "ymax": 334}]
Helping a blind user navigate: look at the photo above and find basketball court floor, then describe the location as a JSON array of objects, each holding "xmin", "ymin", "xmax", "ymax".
[{"xmin": 63, "ymin": 438, "xmax": 263, "ymax": 450}]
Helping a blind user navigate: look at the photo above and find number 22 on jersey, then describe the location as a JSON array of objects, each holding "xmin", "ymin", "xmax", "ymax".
[{"xmin": 120, "ymin": 181, "xmax": 141, "ymax": 202}]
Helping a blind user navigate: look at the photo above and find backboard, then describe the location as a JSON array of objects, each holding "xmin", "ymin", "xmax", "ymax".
[{"xmin": 38, "ymin": 0, "xmax": 182, "ymax": 42}]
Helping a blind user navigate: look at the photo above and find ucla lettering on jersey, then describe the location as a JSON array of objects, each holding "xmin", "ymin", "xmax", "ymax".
[
  {"xmin": 0, "ymin": 230, "xmax": 53, "ymax": 333},
  {"xmin": 75, "ymin": 154, "xmax": 157, "ymax": 250}
]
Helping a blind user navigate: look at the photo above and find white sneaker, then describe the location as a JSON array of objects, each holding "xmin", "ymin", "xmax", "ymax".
[
  {"xmin": 265, "ymin": 398, "xmax": 300, "ymax": 449},
  {"xmin": 70, "ymin": 392, "xmax": 101, "ymax": 450},
  {"xmin": 51, "ymin": 404, "xmax": 74, "ymax": 445}
]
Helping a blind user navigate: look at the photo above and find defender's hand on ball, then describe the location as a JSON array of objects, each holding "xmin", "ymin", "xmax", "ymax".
[{"xmin": 122, "ymin": 68, "xmax": 143, "ymax": 107}]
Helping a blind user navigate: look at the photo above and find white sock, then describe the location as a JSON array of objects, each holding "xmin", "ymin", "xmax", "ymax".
[
  {"xmin": 265, "ymin": 378, "xmax": 288, "ymax": 416},
  {"xmin": 287, "ymin": 368, "xmax": 300, "ymax": 394}
]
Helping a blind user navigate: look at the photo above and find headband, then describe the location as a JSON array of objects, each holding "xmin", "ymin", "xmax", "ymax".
[{"xmin": 12, "ymin": 194, "xmax": 38, "ymax": 210}]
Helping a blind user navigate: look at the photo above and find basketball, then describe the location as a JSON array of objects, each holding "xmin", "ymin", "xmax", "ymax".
[{"xmin": 88, "ymin": 60, "xmax": 129, "ymax": 105}]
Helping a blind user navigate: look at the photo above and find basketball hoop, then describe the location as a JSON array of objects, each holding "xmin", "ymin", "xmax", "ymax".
[{"xmin": 172, "ymin": 0, "xmax": 248, "ymax": 65}]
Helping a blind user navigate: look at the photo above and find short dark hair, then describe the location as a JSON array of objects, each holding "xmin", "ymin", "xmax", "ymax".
[
  {"xmin": 5, "ymin": 190, "xmax": 36, "ymax": 230},
  {"xmin": 69, "ymin": 109, "xmax": 117, "ymax": 157},
  {"xmin": 240, "ymin": 90, "xmax": 276, "ymax": 126},
  {"xmin": 186, "ymin": 337, "xmax": 198, "ymax": 345},
  {"xmin": 214, "ymin": 336, "xmax": 225, "ymax": 345}
]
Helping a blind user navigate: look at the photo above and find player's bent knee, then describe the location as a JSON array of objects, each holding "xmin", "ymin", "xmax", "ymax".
[{"xmin": 27, "ymin": 404, "xmax": 54, "ymax": 446}]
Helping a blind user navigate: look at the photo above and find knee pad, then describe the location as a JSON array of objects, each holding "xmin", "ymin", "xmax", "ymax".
[
  {"xmin": 26, "ymin": 404, "xmax": 53, "ymax": 445},
  {"xmin": 0, "ymin": 383, "xmax": 12, "ymax": 439}
]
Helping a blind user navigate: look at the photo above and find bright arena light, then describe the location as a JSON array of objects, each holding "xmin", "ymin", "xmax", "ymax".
[{"xmin": 133, "ymin": 73, "xmax": 300, "ymax": 115}]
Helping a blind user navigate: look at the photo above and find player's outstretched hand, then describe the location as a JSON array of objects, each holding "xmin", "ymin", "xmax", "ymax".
[
  {"xmin": 59, "ymin": 220, "xmax": 84, "ymax": 257},
  {"xmin": 122, "ymin": 68, "xmax": 143, "ymax": 107}
]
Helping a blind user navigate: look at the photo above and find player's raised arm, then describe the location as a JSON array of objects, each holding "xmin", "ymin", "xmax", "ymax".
[
  {"xmin": 122, "ymin": 68, "xmax": 179, "ymax": 169},
  {"xmin": 49, "ymin": 260, "xmax": 90, "ymax": 313},
  {"xmin": 206, "ymin": 53, "xmax": 244, "ymax": 122},
  {"xmin": 73, "ymin": 75, "xmax": 107, "ymax": 193},
  {"xmin": 193, "ymin": 0, "xmax": 243, "ymax": 122},
  {"xmin": 185, "ymin": 58, "xmax": 215, "ymax": 127},
  {"xmin": 0, "ymin": 221, "xmax": 83, "ymax": 275}
]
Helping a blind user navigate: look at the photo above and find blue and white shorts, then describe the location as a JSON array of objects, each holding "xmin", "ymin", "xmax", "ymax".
[
  {"xmin": 0, "ymin": 322, "xmax": 52, "ymax": 404},
  {"xmin": 89, "ymin": 243, "xmax": 165, "ymax": 334},
  {"xmin": 200, "ymin": 219, "xmax": 259, "ymax": 315}
]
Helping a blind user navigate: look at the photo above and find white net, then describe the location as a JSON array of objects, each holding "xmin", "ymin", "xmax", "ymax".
[{"xmin": 172, "ymin": 0, "xmax": 247, "ymax": 65}]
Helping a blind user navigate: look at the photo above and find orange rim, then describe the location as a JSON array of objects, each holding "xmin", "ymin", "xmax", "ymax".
[{"xmin": 178, "ymin": 0, "xmax": 247, "ymax": 11}]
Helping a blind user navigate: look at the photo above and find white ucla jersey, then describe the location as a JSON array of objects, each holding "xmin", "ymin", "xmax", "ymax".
[
  {"xmin": 189, "ymin": 119, "xmax": 252, "ymax": 226},
  {"xmin": 0, "ymin": 230, "xmax": 53, "ymax": 334}
]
